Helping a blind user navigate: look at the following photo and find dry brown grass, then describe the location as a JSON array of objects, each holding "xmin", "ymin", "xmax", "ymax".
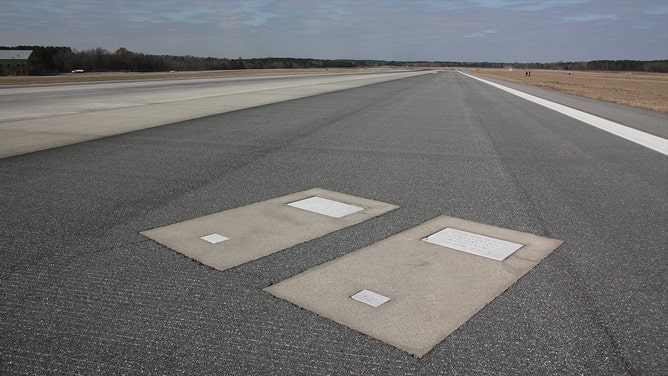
[{"xmin": 469, "ymin": 68, "xmax": 668, "ymax": 114}]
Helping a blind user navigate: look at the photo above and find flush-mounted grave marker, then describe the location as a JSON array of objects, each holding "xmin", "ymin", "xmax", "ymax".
[
  {"xmin": 288, "ymin": 196, "xmax": 364, "ymax": 218},
  {"xmin": 200, "ymin": 233, "xmax": 229, "ymax": 244},
  {"xmin": 351, "ymin": 289, "xmax": 391, "ymax": 308},
  {"xmin": 265, "ymin": 215, "xmax": 563, "ymax": 358},
  {"xmin": 423, "ymin": 227, "xmax": 523, "ymax": 261},
  {"xmin": 141, "ymin": 188, "xmax": 398, "ymax": 272}
]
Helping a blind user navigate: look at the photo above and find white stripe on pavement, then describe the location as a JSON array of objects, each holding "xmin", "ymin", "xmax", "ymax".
[{"xmin": 458, "ymin": 71, "xmax": 668, "ymax": 156}]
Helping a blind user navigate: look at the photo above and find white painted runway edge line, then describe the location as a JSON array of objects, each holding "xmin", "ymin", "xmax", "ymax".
[{"xmin": 458, "ymin": 71, "xmax": 668, "ymax": 156}]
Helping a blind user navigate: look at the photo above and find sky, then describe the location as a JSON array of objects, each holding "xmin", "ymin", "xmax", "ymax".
[{"xmin": 2, "ymin": 0, "xmax": 667, "ymax": 62}]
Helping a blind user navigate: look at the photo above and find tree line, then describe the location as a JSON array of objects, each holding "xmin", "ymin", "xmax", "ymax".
[
  {"xmin": 3, "ymin": 46, "xmax": 667, "ymax": 74},
  {"xmin": 407, "ymin": 60, "xmax": 668, "ymax": 72}
]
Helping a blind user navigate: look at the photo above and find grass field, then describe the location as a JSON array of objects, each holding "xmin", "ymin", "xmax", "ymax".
[{"xmin": 470, "ymin": 68, "xmax": 668, "ymax": 114}]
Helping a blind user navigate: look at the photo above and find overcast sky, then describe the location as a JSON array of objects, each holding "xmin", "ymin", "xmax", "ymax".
[{"xmin": 2, "ymin": 0, "xmax": 667, "ymax": 62}]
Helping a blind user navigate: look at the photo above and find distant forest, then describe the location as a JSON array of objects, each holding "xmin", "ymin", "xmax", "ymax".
[{"xmin": 5, "ymin": 46, "xmax": 668, "ymax": 74}]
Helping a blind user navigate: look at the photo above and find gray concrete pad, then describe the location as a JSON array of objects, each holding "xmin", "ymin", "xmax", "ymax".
[
  {"xmin": 265, "ymin": 215, "xmax": 563, "ymax": 358},
  {"xmin": 140, "ymin": 188, "xmax": 398, "ymax": 272}
]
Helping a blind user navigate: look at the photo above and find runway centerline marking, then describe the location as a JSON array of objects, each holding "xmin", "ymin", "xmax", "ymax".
[{"xmin": 458, "ymin": 71, "xmax": 668, "ymax": 155}]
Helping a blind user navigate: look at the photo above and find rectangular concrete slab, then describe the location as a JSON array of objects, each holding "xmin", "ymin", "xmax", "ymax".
[
  {"xmin": 264, "ymin": 216, "xmax": 563, "ymax": 358},
  {"xmin": 140, "ymin": 188, "xmax": 398, "ymax": 272}
]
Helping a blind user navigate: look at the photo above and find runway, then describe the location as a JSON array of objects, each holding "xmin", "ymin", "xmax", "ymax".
[
  {"xmin": 0, "ymin": 70, "xmax": 429, "ymax": 158},
  {"xmin": 1, "ymin": 71, "xmax": 666, "ymax": 374}
]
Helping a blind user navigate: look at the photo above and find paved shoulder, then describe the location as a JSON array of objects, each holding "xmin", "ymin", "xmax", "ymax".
[{"xmin": 467, "ymin": 72, "xmax": 668, "ymax": 139}]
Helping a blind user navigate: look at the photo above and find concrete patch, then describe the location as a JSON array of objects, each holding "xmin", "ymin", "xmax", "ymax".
[
  {"xmin": 140, "ymin": 188, "xmax": 398, "ymax": 272},
  {"xmin": 264, "ymin": 215, "xmax": 562, "ymax": 358}
]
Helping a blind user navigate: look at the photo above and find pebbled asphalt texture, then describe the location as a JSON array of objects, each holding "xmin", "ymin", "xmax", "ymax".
[{"xmin": 1, "ymin": 71, "xmax": 666, "ymax": 374}]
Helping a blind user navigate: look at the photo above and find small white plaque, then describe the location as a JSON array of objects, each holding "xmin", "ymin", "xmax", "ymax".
[
  {"xmin": 288, "ymin": 196, "xmax": 364, "ymax": 218},
  {"xmin": 351, "ymin": 289, "xmax": 391, "ymax": 308},
  {"xmin": 200, "ymin": 233, "xmax": 229, "ymax": 244},
  {"xmin": 423, "ymin": 228, "xmax": 523, "ymax": 261}
]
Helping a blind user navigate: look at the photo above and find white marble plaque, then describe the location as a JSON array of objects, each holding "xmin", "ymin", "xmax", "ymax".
[
  {"xmin": 423, "ymin": 228, "xmax": 523, "ymax": 261},
  {"xmin": 200, "ymin": 233, "xmax": 229, "ymax": 244},
  {"xmin": 351, "ymin": 289, "xmax": 391, "ymax": 307},
  {"xmin": 288, "ymin": 196, "xmax": 364, "ymax": 218}
]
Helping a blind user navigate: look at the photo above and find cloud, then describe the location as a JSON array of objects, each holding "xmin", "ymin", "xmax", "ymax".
[
  {"xmin": 464, "ymin": 29, "xmax": 500, "ymax": 38},
  {"xmin": 560, "ymin": 13, "xmax": 618, "ymax": 23},
  {"xmin": 1, "ymin": 0, "xmax": 666, "ymax": 62},
  {"xmin": 645, "ymin": 4, "xmax": 668, "ymax": 15},
  {"xmin": 471, "ymin": 0, "xmax": 591, "ymax": 11},
  {"xmin": 315, "ymin": 3, "xmax": 352, "ymax": 16}
]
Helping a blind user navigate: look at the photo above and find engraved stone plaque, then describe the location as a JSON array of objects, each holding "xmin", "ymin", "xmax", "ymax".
[
  {"xmin": 287, "ymin": 196, "xmax": 364, "ymax": 218},
  {"xmin": 200, "ymin": 233, "xmax": 229, "ymax": 244},
  {"xmin": 423, "ymin": 227, "xmax": 523, "ymax": 261},
  {"xmin": 351, "ymin": 290, "xmax": 391, "ymax": 308}
]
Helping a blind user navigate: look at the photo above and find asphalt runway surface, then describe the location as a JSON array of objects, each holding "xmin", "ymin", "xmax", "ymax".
[
  {"xmin": 0, "ymin": 70, "xmax": 427, "ymax": 158},
  {"xmin": 1, "ymin": 71, "xmax": 666, "ymax": 374}
]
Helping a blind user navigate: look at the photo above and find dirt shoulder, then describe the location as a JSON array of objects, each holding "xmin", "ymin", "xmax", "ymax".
[{"xmin": 469, "ymin": 68, "xmax": 668, "ymax": 114}]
